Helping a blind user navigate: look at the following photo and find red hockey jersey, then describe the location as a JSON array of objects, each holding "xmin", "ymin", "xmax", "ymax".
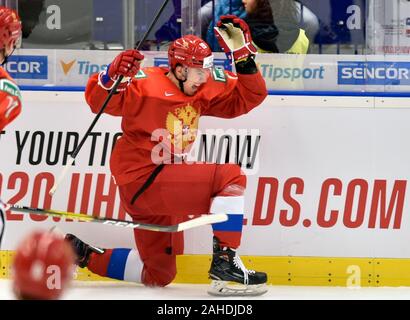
[
  {"xmin": 0, "ymin": 67, "xmax": 22, "ymax": 131},
  {"xmin": 85, "ymin": 67, "xmax": 267, "ymax": 186}
]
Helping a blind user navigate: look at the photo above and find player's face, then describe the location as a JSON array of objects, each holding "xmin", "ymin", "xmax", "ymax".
[{"xmin": 183, "ymin": 67, "xmax": 211, "ymax": 96}]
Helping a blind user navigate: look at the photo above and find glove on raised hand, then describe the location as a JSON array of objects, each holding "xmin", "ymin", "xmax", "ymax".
[
  {"xmin": 214, "ymin": 15, "xmax": 257, "ymax": 63},
  {"xmin": 99, "ymin": 49, "xmax": 144, "ymax": 91}
]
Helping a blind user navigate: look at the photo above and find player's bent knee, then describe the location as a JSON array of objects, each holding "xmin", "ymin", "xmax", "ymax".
[
  {"xmin": 142, "ymin": 267, "xmax": 176, "ymax": 287},
  {"xmin": 141, "ymin": 254, "xmax": 177, "ymax": 287},
  {"xmin": 224, "ymin": 164, "xmax": 246, "ymax": 183},
  {"xmin": 217, "ymin": 164, "xmax": 247, "ymax": 196}
]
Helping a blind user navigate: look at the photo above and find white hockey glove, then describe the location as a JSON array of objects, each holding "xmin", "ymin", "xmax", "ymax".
[{"xmin": 214, "ymin": 15, "xmax": 257, "ymax": 63}]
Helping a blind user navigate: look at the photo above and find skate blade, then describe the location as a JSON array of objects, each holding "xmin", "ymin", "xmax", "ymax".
[{"xmin": 207, "ymin": 280, "xmax": 268, "ymax": 297}]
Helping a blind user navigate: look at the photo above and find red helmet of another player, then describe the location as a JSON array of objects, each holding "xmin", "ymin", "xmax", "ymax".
[
  {"xmin": 168, "ymin": 35, "xmax": 213, "ymax": 70},
  {"xmin": 12, "ymin": 231, "xmax": 75, "ymax": 300},
  {"xmin": 0, "ymin": 7, "xmax": 22, "ymax": 50}
]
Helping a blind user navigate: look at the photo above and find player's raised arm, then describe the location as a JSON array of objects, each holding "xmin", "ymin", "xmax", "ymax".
[
  {"xmin": 84, "ymin": 49, "xmax": 144, "ymax": 116},
  {"xmin": 203, "ymin": 15, "xmax": 267, "ymax": 118}
]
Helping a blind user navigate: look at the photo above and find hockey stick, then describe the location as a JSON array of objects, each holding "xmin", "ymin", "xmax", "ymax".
[
  {"xmin": 8, "ymin": 204, "xmax": 227, "ymax": 232},
  {"xmin": 0, "ymin": 199, "xmax": 7, "ymax": 249},
  {"xmin": 49, "ymin": 0, "xmax": 171, "ymax": 196}
]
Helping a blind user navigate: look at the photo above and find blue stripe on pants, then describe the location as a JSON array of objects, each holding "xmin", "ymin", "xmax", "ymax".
[
  {"xmin": 106, "ymin": 248, "xmax": 131, "ymax": 280},
  {"xmin": 212, "ymin": 214, "xmax": 243, "ymax": 232}
]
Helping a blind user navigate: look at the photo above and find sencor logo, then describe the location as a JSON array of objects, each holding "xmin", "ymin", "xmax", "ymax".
[
  {"xmin": 5, "ymin": 55, "xmax": 48, "ymax": 79},
  {"xmin": 338, "ymin": 61, "xmax": 410, "ymax": 85}
]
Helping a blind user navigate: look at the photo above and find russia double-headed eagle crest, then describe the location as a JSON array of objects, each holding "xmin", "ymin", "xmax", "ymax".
[{"xmin": 166, "ymin": 103, "xmax": 199, "ymax": 152}]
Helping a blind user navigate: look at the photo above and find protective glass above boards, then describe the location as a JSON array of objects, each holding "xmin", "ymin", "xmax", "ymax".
[{"xmin": 13, "ymin": 0, "xmax": 410, "ymax": 57}]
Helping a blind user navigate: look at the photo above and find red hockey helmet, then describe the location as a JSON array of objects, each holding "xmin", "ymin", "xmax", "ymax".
[
  {"xmin": 168, "ymin": 35, "xmax": 213, "ymax": 70},
  {"xmin": 12, "ymin": 231, "xmax": 75, "ymax": 300},
  {"xmin": 0, "ymin": 7, "xmax": 22, "ymax": 50}
]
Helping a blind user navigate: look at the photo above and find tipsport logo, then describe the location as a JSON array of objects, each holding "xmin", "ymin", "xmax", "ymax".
[
  {"xmin": 60, "ymin": 59, "xmax": 76, "ymax": 75},
  {"xmin": 338, "ymin": 61, "xmax": 410, "ymax": 85},
  {"xmin": 259, "ymin": 64, "xmax": 325, "ymax": 82},
  {"xmin": 5, "ymin": 55, "xmax": 48, "ymax": 80},
  {"xmin": 59, "ymin": 59, "xmax": 108, "ymax": 76}
]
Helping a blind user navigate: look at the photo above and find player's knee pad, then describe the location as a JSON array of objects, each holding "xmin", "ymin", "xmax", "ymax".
[
  {"xmin": 141, "ymin": 254, "xmax": 177, "ymax": 287},
  {"xmin": 216, "ymin": 164, "xmax": 246, "ymax": 196}
]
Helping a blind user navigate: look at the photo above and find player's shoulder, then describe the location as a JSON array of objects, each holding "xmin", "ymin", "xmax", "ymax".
[
  {"xmin": 130, "ymin": 66, "xmax": 170, "ymax": 96},
  {"xmin": 135, "ymin": 66, "xmax": 168, "ymax": 81},
  {"xmin": 203, "ymin": 67, "xmax": 237, "ymax": 97},
  {"xmin": 0, "ymin": 67, "xmax": 13, "ymax": 81},
  {"xmin": 0, "ymin": 67, "xmax": 21, "ymax": 99},
  {"xmin": 209, "ymin": 66, "xmax": 237, "ymax": 84}
]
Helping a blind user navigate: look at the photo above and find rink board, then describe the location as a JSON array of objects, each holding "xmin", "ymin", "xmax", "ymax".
[
  {"xmin": 2, "ymin": 251, "xmax": 410, "ymax": 287},
  {"xmin": 12, "ymin": 48, "xmax": 410, "ymax": 94},
  {"xmin": 2, "ymin": 91, "xmax": 410, "ymax": 284}
]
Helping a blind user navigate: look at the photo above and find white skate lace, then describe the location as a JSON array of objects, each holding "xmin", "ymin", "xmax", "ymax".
[{"xmin": 232, "ymin": 250, "xmax": 255, "ymax": 285}]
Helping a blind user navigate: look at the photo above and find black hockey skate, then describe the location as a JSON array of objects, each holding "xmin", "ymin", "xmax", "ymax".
[
  {"xmin": 208, "ymin": 236, "xmax": 268, "ymax": 296},
  {"xmin": 65, "ymin": 234, "xmax": 104, "ymax": 268}
]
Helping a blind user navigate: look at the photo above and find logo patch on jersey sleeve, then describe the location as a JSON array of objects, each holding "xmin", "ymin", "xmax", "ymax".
[
  {"xmin": 135, "ymin": 70, "xmax": 147, "ymax": 79},
  {"xmin": 0, "ymin": 79, "xmax": 22, "ymax": 100},
  {"xmin": 212, "ymin": 66, "xmax": 226, "ymax": 83}
]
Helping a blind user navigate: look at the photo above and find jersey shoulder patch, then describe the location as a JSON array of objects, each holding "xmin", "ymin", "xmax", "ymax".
[
  {"xmin": 0, "ymin": 79, "xmax": 21, "ymax": 100},
  {"xmin": 135, "ymin": 69, "xmax": 148, "ymax": 79},
  {"xmin": 211, "ymin": 66, "xmax": 227, "ymax": 83}
]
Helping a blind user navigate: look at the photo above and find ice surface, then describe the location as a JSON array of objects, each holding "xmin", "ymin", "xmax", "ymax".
[{"xmin": 2, "ymin": 280, "xmax": 410, "ymax": 300}]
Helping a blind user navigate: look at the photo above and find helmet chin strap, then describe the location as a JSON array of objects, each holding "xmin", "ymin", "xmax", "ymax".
[
  {"xmin": 172, "ymin": 66, "xmax": 188, "ymax": 93},
  {"xmin": 2, "ymin": 55, "xmax": 9, "ymax": 66},
  {"xmin": 1, "ymin": 47, "xmax": 15, "ymax": 66}
]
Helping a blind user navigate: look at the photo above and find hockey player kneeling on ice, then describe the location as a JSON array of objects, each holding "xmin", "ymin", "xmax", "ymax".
[
  {"xmin": 12, "ymin": 231, "xmax": 75, "ymax": 300},
  {"xmin": 65, "ymin": 15, "xmax": 268, "ymax": 296}
]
